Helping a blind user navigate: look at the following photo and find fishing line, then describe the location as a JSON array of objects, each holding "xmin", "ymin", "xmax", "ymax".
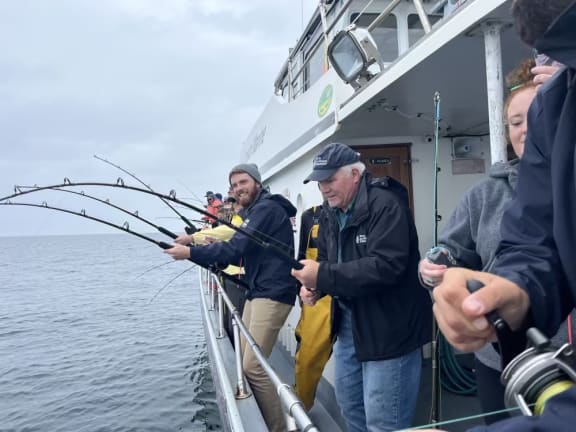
[
  {"xmin": 135, "ymin": 260, "xmax": 178, "ymax": 280},
  {"xmin": 177, "ymin": 179, "xmax": 205, "ymax": 204},
  {"xmin": 148, "ymin": 264, "xmax": 197, "ymax": 305},
  {"xmin": 3, "ymin": 181, "xmax": 302, "ymax": 269},
  {"xmin": 400, "ymin": 404, "xmax": 529, "ymax": 431},
  {"xmin": 94, "ymin": 155, "xmax": 197, "ymax": 230}
]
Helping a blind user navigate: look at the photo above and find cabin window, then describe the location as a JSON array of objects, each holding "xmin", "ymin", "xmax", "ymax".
[
  {"xmin": 350, "ymin": 13, "xmax": 398, "ymax": 63},
  {"xmin": 304, "ymin": 42, "xmax": 327, "ymax": 90},
  {"xmin": 407, "ymin": 14, "xmax": 443, "ymax": 47}
]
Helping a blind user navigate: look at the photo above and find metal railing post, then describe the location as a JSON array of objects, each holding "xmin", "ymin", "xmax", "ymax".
[
  {"xmin": 233, "ymin": 317, "xmax": 250, "ymax": 399},
  {"xmin": 209, "ymin": 276, "xmax": 215, "ymax": 311},
  {"xmin": 217, "ymin": 288, "xmax": 225, "ymax": 339},
  {"xmin": 202, "ymin": 271, "xmax": 319, "ymax": 431},
  {"xmin": 413, "ymin": 0, "xmax": 432, "ymax": 33},
  {"xmin": 483, "ymin": 21, "xmax": 507, "ymax": 164}
]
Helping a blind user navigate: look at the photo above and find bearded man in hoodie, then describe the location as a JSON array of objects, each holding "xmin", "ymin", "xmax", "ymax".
[{"xmin": 166, "ymin": 163, "xmax": 297, "ymax": 432}]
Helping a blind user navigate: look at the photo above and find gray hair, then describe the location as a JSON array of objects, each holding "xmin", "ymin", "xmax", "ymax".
[{"xmin": 340, "ymin": 161, "xmax": 366, "ymax": 177}]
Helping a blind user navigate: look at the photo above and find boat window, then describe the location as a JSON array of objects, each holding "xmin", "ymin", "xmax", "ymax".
[
  {"xmin": 304, "ymin": 43, "xmax": 327, "ymax": 90},
  {"xmin": 407, "ymin": 14, "xmax": 443, "ymax": 46},
  {"xmin": 350, "ymin": 13, "xmax": 398, "ymax": 63}
]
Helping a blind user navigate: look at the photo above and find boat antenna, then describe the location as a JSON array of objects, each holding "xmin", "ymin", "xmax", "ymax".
[{"xmin": 94, "ymin": 155, "xmax": 196, "ymax": 230}]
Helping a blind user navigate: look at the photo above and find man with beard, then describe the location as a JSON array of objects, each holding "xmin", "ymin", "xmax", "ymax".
[{"xmin": 165, "ymin": 163, "xmax": 297, "ymax": 432}]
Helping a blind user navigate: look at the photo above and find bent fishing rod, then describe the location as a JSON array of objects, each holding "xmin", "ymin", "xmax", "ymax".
[
  {"xmin": 0, "ymin": 200, "xmax": 249, "ymax": 289},
  {"xmin": 94, "ymin": 155, "xmax": 197, "ymax": 231},
  {"xmin": 3, "ymin": 180, "xmax": 303, "ymax": 270},
  {"xmin": 96, "ymin": 155, "xmax": 291, "ymax": 252},
  {"xmin": 17, "ymin": 186, "xmax": 182, "ymax": 240}
]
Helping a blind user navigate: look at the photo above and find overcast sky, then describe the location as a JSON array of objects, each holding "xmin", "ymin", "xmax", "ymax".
[{"xmin": 0, "ymin": 0, "xmax": 316, "ymax": 237}]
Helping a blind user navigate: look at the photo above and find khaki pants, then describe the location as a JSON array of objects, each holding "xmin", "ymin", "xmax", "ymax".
[
  {"xmin": 241, "ymin": 298, "xmax": 293, "ymax": 432},
  {"xmin": 294, "ymin": 295, "xmax": 333, "ymax": 410}
]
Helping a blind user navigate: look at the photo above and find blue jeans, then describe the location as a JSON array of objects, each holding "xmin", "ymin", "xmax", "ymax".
[{"xmin": 334, "ymin": 304, "xmax": 422, "ymax": 432}]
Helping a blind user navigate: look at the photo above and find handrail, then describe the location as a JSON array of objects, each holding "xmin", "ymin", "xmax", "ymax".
[
  {"xmin": 274, "ymin": 0, "xmax": 354, "ymax": 94},
  {"xmin": 275, "ymin": 0, "xmax": 434, "ymax": 99},
  {"xmin": 199, "ymin": 268, "xmax": 319, "ymax": 432},
  {"xmin": 197, "ymin": 270, "xmax": 245, "ymax": 431}
]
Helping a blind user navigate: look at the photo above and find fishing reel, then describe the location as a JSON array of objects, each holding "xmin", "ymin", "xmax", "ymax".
[
  {"xmin": 426, "ymin": 246, "xmax": 457, "ymax": 268},
  {"xmin": 502, "ymin": 327, "xmax": 576, "ymax": 416}
]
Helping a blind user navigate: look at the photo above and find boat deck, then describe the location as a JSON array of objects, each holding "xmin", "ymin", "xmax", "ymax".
[{"xmin": 270, "ymin": 345, "xmax": 487, "ymax": 431}]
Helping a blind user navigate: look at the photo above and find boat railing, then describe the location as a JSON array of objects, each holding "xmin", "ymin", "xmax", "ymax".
[
  {"xmin": 199, "ymin": 268, "xmax": 319, "ymax": 432},
  {"xmin": 276, "ymin": 0, "xmax": 435, "ymax": 100}
]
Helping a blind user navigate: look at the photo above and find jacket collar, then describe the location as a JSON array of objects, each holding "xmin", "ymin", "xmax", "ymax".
[
  {"xmin": 535, "ymin": 0, "xmax": 576, "ymax": 70},
  {"xmin": 326, "ymin": 173, "xmax": 371, "ymax": 228}
]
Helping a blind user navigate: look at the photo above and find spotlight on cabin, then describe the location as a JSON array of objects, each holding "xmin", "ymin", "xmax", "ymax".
[{"xmin": 327, "ymin": 24, "xmax": 383, "ymax": 89}]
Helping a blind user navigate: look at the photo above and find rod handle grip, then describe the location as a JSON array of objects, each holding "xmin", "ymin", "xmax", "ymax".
[
  {"xmin": 158, "ymin": 241, "xmax": 172, "ymax": 250},
  {"xmin": 158, "ymin": 226, "xmax": 178, "ymax": 239}
]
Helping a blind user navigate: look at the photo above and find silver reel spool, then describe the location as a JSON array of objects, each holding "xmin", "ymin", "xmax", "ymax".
[{"xmin": 501, "ymin": 327, "xmax": 576, "ymax": 416}]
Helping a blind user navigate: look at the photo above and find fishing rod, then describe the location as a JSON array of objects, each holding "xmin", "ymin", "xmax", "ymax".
[
  {"xmin": 430, "ymin": 91, "xmax": 442, "ymax": 425},
  {"xmin": 17, "ymin": 186, "xmax": 181, "ymax": 240},
  {"xmin": 91, "ymin": 161, "xmax": 287, "ymax": 253},
  {"xmin": 94, "ymin": 155, "xmax": 197, "ymax": 231},
  {"xmin": 3, "ymin": 180, "xmax": 303, "ymax": 269},
  {"xmin": 0, "ymin": 200, "xmax": 250, "ymax": 290}
]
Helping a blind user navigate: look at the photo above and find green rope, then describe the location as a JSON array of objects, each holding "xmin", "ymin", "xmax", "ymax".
[{"xmin": 439, "ymin": 333, "xmax": 477, "ymax": 395}]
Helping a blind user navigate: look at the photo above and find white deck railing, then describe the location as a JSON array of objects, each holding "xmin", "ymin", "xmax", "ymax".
[{"xmin": 199, "ymin": 268, "xmax": 319, "ymax": 432}]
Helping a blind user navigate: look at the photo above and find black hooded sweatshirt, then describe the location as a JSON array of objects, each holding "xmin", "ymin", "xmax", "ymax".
[{"xmin": 190, "ymin": 189, "xmax": 297, "ymax": 305}]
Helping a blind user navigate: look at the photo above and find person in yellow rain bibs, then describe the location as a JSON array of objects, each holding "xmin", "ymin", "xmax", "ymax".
[{"xmin": 294, "ymin": 205, "xmax": 334, "ymax": 410}]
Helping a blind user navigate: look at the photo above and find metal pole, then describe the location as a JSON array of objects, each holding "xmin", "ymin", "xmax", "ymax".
[
  {"xmin": 207, "ymin": 273, "xmax": 319, "ymax": 432},
  {"xmin": 217, "ymin": 288, "xmax": 225, "ymax": 339},
  {"xmin": 483, "ymin": 23, "xmax": 507, "ymax": 164},
  {"xmin": 209, "ymin": 277, "xmax": 215, "ymax": 311},
  {"xmin": 413, "ymin": 0, "xmax": 432, "ymax": 33},
  {"xmin": 367, "ymin": 0, "xmax": 403, "ymax": 32},
  {"xmin": 233, "ymin": 317, "xmax": 250, "ymax": 399}
]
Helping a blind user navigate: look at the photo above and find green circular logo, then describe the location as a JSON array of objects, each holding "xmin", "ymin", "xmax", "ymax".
[{"xmin": 317, "ymin": 85, "xmax": 333, "ymax": 118}]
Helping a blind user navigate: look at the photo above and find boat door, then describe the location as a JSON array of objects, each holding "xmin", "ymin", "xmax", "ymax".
[{"xmin": 353, "ymin": 144, "xmax": 414, "ymax": 212}]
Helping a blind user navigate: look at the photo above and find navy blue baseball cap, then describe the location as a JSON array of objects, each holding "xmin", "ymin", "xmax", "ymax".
[{"xmin": 303, "ymin": 143, "xmax": 360, "ymax": 184}]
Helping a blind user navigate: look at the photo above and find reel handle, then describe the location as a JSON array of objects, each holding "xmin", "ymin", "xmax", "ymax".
[
  {"xmin": 466, "ymin": 279, "xmax": 526, "ymax": 368},
  {"xmin": 466, "ymin": 280, "xmax": 509, "ymax": 333}
]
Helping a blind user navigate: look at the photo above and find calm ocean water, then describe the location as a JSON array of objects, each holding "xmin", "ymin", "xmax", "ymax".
[{"xmin": 0, "ymin": 234, "xmax": 222, "ymax": 432}]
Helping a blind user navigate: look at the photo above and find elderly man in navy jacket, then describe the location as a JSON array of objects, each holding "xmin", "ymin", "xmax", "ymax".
[
  {"xmin": 293, "ymin": 143, "xmax": 432, "ymax": 432},
  {"xmin": 427, "ymin": 1, "xmax": 576, "ymax": 431}
]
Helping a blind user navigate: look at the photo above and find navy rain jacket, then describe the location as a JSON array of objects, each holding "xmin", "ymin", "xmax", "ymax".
[
  {"xmin": 190, "ymin": 189, "xmax": 297, "ymax": 305},
  {"xmin": 477, "ymin": 2, "xmax": 576, "ymax": 431}
]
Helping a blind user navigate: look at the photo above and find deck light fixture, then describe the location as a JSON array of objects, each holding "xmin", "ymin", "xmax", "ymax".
[{"xmin": 327, "ymin": 24, "xmax": 383, "ymax": 89}]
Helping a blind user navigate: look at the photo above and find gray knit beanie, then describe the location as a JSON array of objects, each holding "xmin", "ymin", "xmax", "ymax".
[{"xmin": 229, "ymin": 163, "xmax": 262, "ymax": 185}]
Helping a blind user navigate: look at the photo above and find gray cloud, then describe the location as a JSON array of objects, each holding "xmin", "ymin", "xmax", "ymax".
[{"xmin": 0, "ymin": 0, "xmax": 316, "ymax": 236}]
